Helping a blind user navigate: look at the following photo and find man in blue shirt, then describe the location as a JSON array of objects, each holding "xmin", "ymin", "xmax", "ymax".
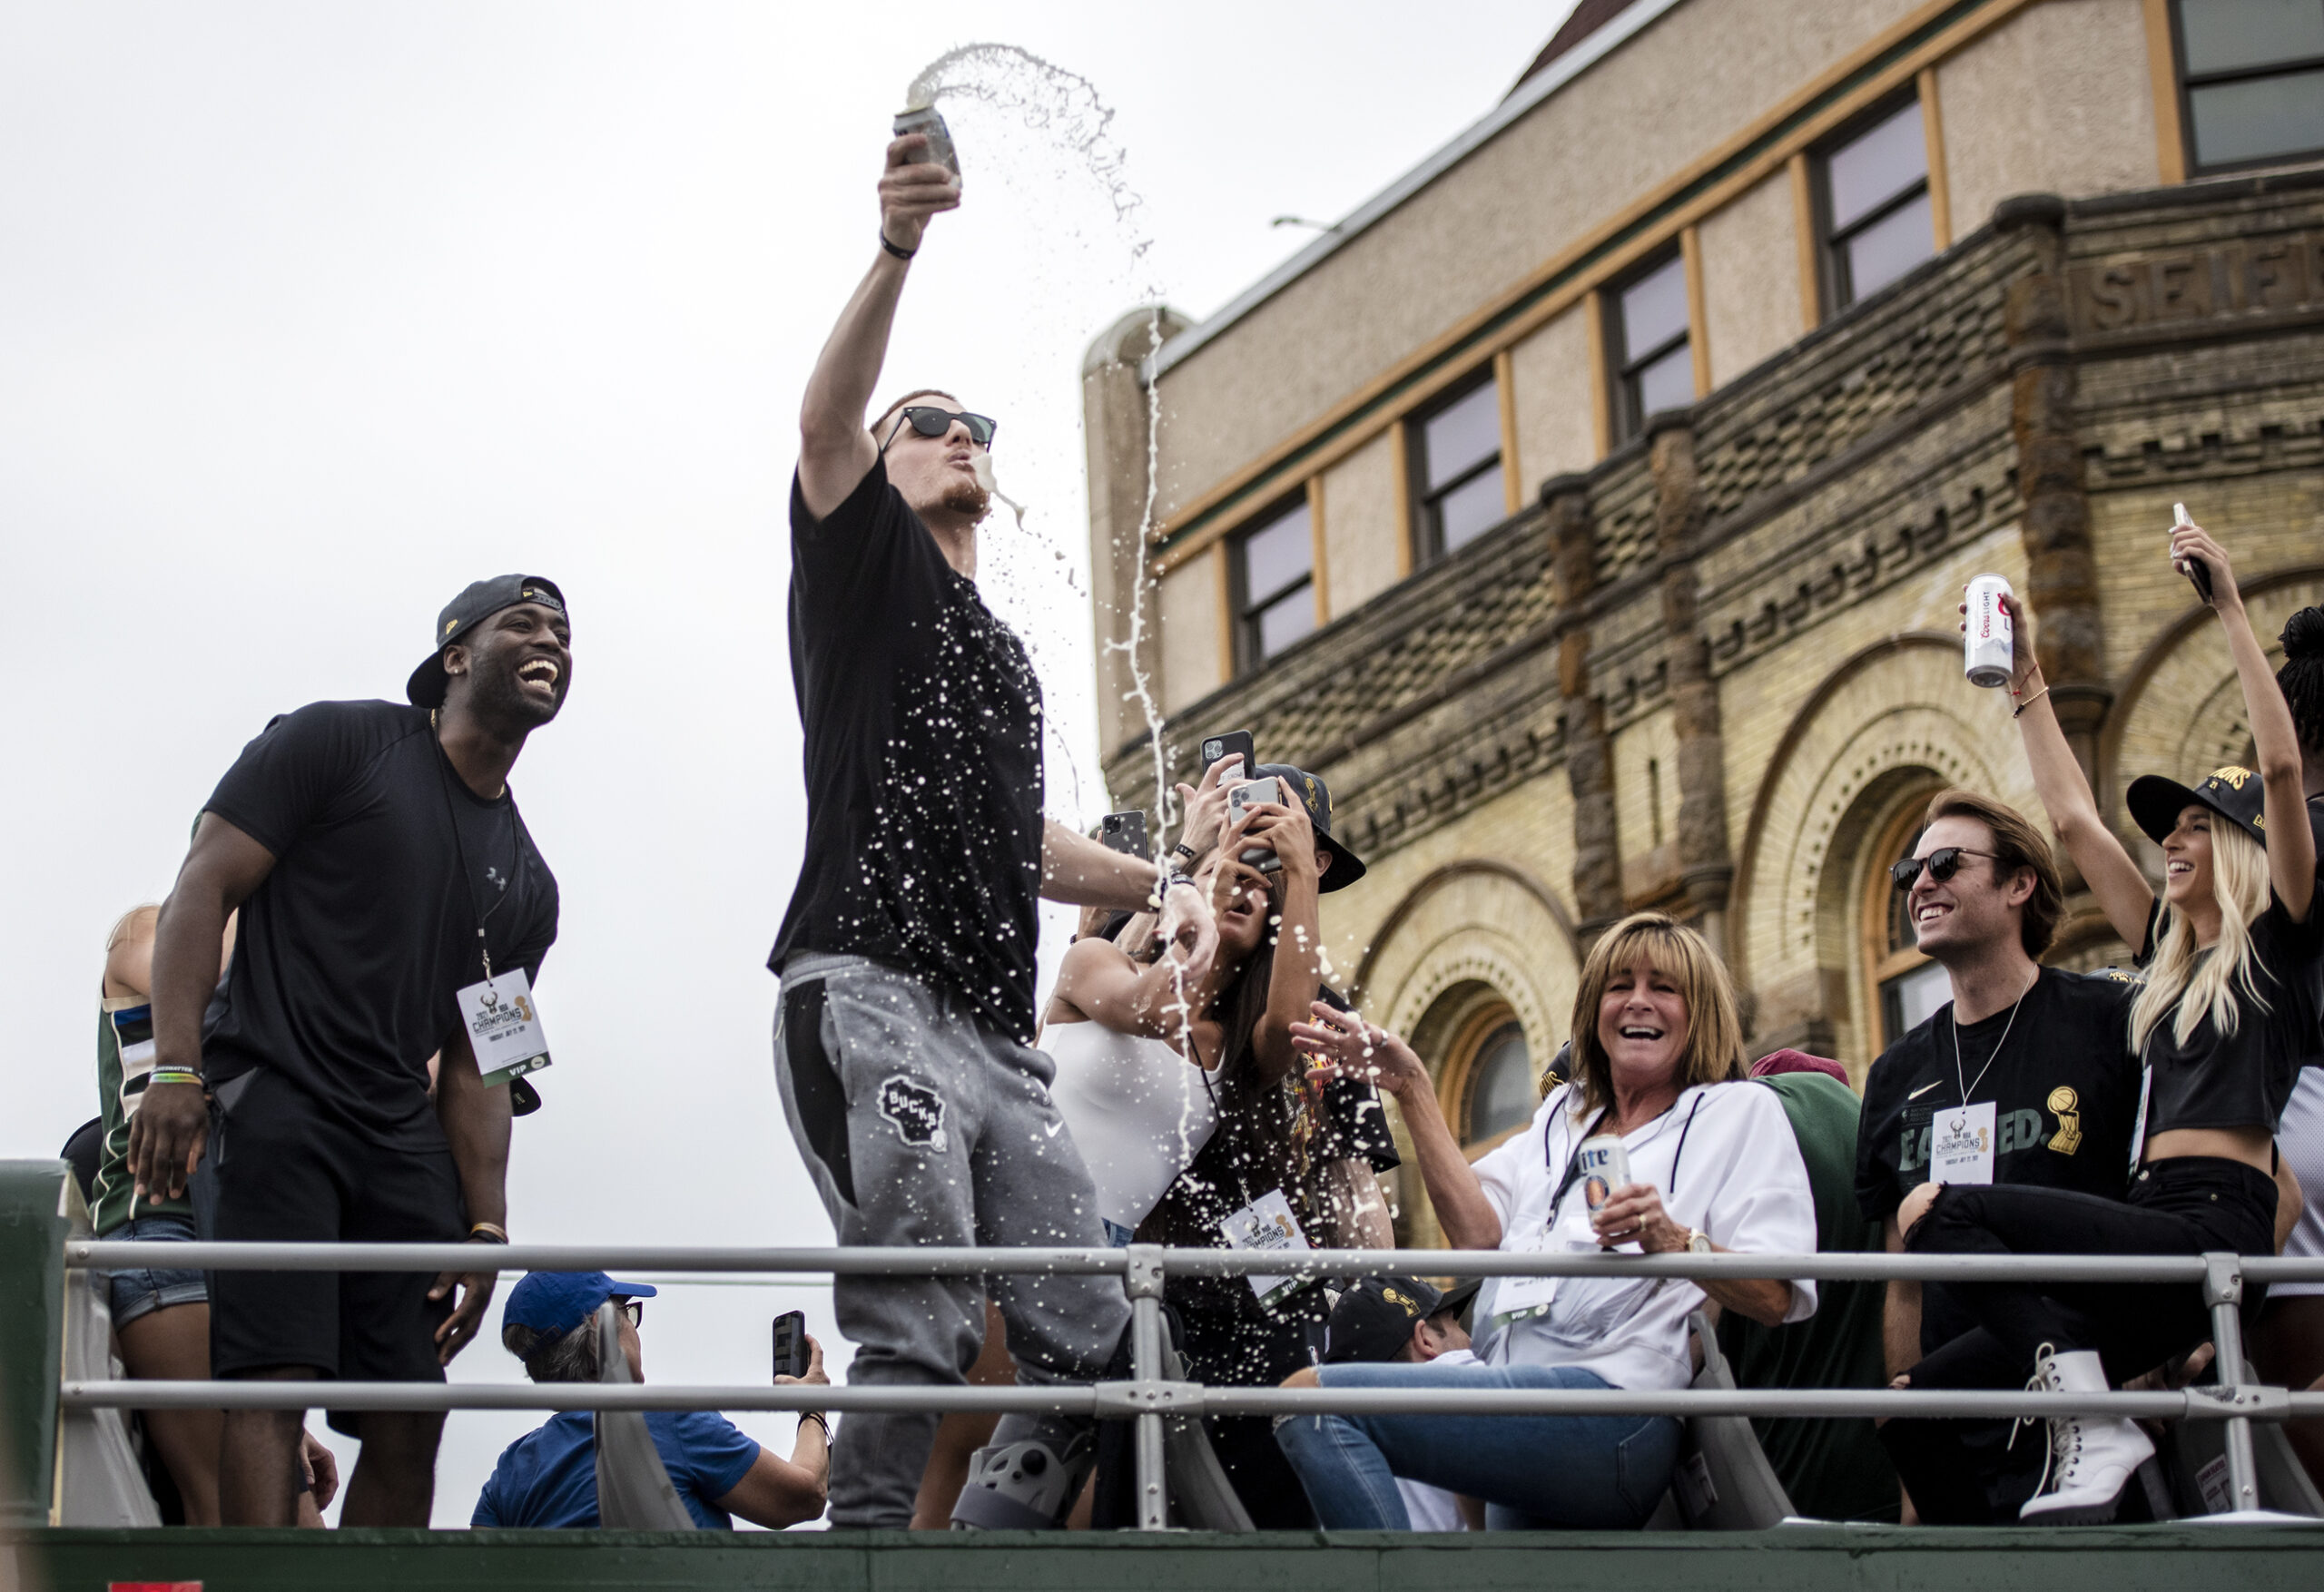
[{"xmin": 473, "ymin": 1272, "xmax": 830, "ymax": 1529}]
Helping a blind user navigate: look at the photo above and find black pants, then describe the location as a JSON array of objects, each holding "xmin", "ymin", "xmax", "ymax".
[{"xmin": 1881, "ymin": 1158, "xmax": 2275, "ymax": 1522}]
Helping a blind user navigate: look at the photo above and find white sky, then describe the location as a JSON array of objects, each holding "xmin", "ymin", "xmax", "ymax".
[{"xmin": 3, "ymin": 1, "xmax": 1577, "ymax": 1527}]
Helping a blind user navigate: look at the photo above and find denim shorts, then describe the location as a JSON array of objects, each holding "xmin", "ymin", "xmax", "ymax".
[{"xmin": 103, "ymin": 1211, "xmax": 208, "ymax": 1328}]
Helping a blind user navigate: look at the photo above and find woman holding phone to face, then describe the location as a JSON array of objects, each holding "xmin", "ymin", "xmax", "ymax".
[
  {"xmin": 1083, "ymin": 769, "xmax": 1393, "ymax": 1528},
  {"xmin": 1896, "ymin": 518, "xmax": 2321, "ymax": 1523}
]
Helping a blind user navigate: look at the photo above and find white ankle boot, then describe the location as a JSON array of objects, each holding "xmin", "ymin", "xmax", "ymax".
[{"xmin": 2018, "ymin": 1347, "xmax": 2153, "ymax": 1524}]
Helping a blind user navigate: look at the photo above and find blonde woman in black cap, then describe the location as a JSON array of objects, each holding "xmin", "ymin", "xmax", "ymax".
[{"xmin": 1894, "ymin": 518, "xmax": 2319, "ymax": 1524}]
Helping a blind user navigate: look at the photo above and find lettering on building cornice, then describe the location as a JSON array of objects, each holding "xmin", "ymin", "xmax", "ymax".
[{"xmin": 2070, "ymin": 233, "xmax": 2324, "ymax": 338}]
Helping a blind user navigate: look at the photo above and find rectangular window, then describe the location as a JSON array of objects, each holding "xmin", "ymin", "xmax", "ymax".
[
  {"xmin": 1817, "ymin": 96, "xmax": 1934, "ymax": 311},
  {"xmin": 1410, "ymin": 374, "xmax": 1506, "ymax": 563},
  {"xmin": 1232, "ymin": 496, "xmax": 1315, "ymax": 672},
  {"xmin": 2174, "ymin": 0, "xmax": 2324, "ymax": 172},
  {"xmin": 1606, "ymin": 253, "xmax": 1693, "ymax": 445}
]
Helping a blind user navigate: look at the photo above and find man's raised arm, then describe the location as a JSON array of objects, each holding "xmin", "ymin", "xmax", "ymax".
[{"xmin": 796, "ymin": 133, "xmax": 960, "ymax": 520}]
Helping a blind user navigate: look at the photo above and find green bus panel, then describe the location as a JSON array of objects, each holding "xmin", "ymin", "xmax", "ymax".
[{"xmin": 16, "ymin": 1524, "xmax": 2324, "ymax": 1592}]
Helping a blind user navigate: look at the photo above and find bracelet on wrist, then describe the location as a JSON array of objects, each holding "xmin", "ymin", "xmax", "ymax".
[
  {"xmin": 149, "ymin": 1068, "xmax": 204, "ymax": 1087},
  {"xmin": 879, "ymin": 231, "xmax": 916, "ymax": 260},
  {"xmin": 1171, "ymin": 841, "xmax": 1199, "ymax": 861},
  {"xmin": 2012, "ymin": 684, "xmax": 2052, "ymax": 720},
  {"xmin": 800, "ymin": 1411, "xmax": 831, "ymax": 1439},
  {"xmin": 468, "ymin": 1222, "xmax": 510, "ymax": 1244}
]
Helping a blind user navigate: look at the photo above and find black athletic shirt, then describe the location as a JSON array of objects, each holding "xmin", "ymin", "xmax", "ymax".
[
  {"xmin": 2134, "ymin": 888, "xmax": 2324, "ymax": 1136},
  {"xmin": 201, "ymin": 700, "xmax": 558, "ymax": 1146},
  {"xmin": 1856, "ymin": 967, "xmax": 2142, "ymax": 1351},
  {"xmin": 1856, "ymin": 967, "xmax": 2142, "ymax": 1225},
  {"xmin": 773, "ymin": 460, "xmax": 1044, "ymax": 1042}
]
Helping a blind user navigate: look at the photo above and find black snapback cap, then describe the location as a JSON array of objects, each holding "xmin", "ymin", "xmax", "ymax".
[
  {"xmin": 1251, "ymin": 762, "xmax": 1367, "ymax": 891},
  {"xmin": 2126, "ymin": 764, "xmax": 2268, "ymax": 851},
  {"xmin": 406, "ymin": 575, "xmax": 566, "ymax": 710}
]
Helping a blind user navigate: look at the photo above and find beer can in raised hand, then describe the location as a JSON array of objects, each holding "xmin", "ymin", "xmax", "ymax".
[
  {"xmin": 1578, "ymin": 1135, "xmax": 1631, "ymax": 1213},
  {"xmin": 892, "ymin": 106, "xmax": 960, "ymax": 177},
  {"xmin": 1965, "ymin": 575, "xmax": 2014, "ymax": 688}
]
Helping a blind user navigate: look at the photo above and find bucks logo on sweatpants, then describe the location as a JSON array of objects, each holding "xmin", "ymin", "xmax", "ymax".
[{"xmin": 877, "ymin": 1076, "xmax": 947, "ymax": 1153}]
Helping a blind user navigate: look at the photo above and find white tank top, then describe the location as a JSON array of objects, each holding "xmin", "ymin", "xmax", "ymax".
[
  {"xmin": 2273, "ymin": 1068, "xmax": 2324, "ymax": 1296},
  {"xmin": 1043, "ymin": 1020, "xmax": 1221, "ymax": 1232}
]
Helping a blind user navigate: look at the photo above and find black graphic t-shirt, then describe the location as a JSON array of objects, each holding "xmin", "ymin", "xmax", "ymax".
[
  {"xmin": 202, "ymin": 700, "xmax": 558, "ymax": 1147},
  {"xmin": 1856, "ymin": 966, "xmax": 2141, "ymax": 1349},
  {"xmin": 1856, "ymin": 968, "xmax": 2142, "ymax": 1222},
  {"xmin": 773, "ymin": 460, "xmax": 1045, "ymax": 1042}
]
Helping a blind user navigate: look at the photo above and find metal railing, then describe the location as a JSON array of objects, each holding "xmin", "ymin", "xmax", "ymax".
[{"xmin": 61, "ymin": 1240, "xmax": 2324, "ymax": 1528}]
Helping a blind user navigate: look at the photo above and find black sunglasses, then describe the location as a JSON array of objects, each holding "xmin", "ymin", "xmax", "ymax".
[
  {"xmin": 881, "ymin": 405, "xmax": 998, "ymax": 452},
  {"xmin": 615, "ymin": 1297, "xmax": 644, "ymax": 1328},
  {"xmin": 1890, "ymin": 847, "xmax": 1998, "ymax": 891}
]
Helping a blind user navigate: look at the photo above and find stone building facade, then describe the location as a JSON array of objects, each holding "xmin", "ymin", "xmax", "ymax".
[{"xmin": 1079, "ymin": 0, "xmax": 2324, "ymax": 1243}]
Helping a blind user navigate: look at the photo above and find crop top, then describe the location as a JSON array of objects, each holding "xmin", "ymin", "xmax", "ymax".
[{"xmin": 2133, "ymin": 889, "xmax": 2324, "ymax": 1144}]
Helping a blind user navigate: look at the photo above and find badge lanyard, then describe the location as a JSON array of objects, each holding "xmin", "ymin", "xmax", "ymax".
[
  {"xmin": 1952, "ymin": 969, "xmax": 2035, "ymax": 1106},
  {"xmin": 432, "ymin": 734, "xmax": 518, "ymax": 984},
  {"xmin": 1543, "ymin": 1090, "xmax": 1705, "ymax": 1212}
]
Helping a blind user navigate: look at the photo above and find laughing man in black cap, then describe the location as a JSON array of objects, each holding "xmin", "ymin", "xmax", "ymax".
[{"xmin": 129, "ymin": 575, "xmax": 570, "ymax": 1527}]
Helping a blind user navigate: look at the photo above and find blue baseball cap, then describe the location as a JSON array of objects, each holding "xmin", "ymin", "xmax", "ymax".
[{"xmin": 503, "ymin": 1270, "xmax": 658, "ymax": 1341}]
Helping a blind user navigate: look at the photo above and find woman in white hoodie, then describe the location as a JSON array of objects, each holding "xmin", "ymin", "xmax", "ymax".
[{"xmin": 1273, "ymin": 911, "xmax": 1817, "ymax": 1530}]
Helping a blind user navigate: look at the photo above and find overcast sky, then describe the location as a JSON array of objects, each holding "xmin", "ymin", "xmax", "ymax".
[{"xmin": 3, "ymin": 1, "xmax": 1578, "ymax": 1526}]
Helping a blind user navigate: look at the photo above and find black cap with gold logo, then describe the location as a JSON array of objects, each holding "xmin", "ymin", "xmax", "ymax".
[
  {"xmin": 405, "ymin": 575, "xmax": 566, "ymax": 710},
  {"xmin": 2127, "ymin": 764, "xmax": 2268, "ymax": 850}
]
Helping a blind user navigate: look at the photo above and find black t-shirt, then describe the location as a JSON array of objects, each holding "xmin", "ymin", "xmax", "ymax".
[
  {"xmin": 1856, "ymin": 967, "xmax": 2142, "ymax": 1221},
  {"xmin": 773, "ymin": 461, "xmax": 1045, "ymax": 1041},
  {"xmin": 2136, "ymin": 889, "xmax": 2324, "ymax": 1135},
  {"xmin": 201, "ymin": 701, "xmax": 558, "ymax": 1146},
  {"xmin": 1856, "ymin": 967, "xmax": 2141, "ymax": 1351}
]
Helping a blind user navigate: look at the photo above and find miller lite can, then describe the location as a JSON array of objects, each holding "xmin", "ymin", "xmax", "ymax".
[
  {"xmin": 1965, "ymin": 575, "xmax": 2014, "ymax": 689},
  {"xmin": 1578, "ymin": 1135, "xmax": 1631, "ymax": 1213},
  {"xmin": 892, "ymin": 106, "xmax": 960, "ymax": 178}
]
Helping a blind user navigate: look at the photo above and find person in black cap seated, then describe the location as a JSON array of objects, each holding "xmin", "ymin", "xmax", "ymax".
[
  {"xmin": 474, "ymin": 1272, "xmax": 832, "ymax": 1529},
  {"xmin": 1897, "ymin": 517, "xmax": 2320, "ymax": 1523},
  {"xmin": 128, "ymin": 575, "xmax": 570, "ymax": 1527},
  {"xmin": 1321, "ymin": 1277, "xmax": 1482, "ymax": 1531}
]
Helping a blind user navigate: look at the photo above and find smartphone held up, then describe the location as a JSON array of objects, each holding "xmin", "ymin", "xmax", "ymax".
[
  {"xmin": 772, "ymin": 1311, "xmax": 809, "ymax": 1381},
  {"xmin": 2171, "ymin": 502, "xmax": 2214, "ymax": 603},
  {"xmin": 1228, "ymin": 776, "xmax": 1285, "ymax": 872}
]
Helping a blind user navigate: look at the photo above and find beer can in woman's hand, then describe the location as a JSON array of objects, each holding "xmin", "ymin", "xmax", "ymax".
[{"xmin": 1579, "ymin": 1135, "xmax": 1630, "ymax": 1212}]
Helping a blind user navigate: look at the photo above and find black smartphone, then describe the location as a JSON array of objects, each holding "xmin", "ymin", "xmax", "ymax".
[
  {"xmin": 1199, "ymin": 729, "xmax": 1256, "ymax": 781},
  {"xmin": 772, "ymin": 1311, "xmax": 809, "ymax": 1381},
  {"xmin": 1099, "ymin": 810, "xmax": 1150, "ymax": 860}
]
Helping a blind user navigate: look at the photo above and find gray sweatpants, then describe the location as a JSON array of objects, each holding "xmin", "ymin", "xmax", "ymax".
[{"xmin": 774, "ymin": 951, "xmax": 1132, "ymax": 1528}]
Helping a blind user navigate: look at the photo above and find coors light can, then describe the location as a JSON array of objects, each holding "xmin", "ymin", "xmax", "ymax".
[
  {"xmin": 1577, "ymin": 1135, "xmax": 1631, "ymax": 1213},
  {"xmin": 1965, "ymin": 575, "xmax": 2014, "ymax": 689}
]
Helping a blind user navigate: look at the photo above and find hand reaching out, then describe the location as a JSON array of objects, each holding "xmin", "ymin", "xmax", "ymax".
[{"xmin": 1289, "ymin": 1001, "xmax": 1427, "ymax": 1096}]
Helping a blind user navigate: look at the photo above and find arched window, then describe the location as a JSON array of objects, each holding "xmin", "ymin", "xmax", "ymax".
[
  {"xmin": 1463, "ymin": 1020, "xmax": 1535, "ymax": 1145},
  {"xmin": 1862, "ymin": 797, "xmax": 1949, "ymax": 1050},
  {"xmin": 1432, "ymin": 996, "xmax": 1536, "ymax": 1156}
]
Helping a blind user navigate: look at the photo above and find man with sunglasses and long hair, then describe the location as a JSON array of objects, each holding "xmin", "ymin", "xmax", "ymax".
[
  {"xmin": 1854, "ymin": 788, "xmax": 2142, "ymax": 1522},
  {"xmin": 772, "ymin": 129, "xmax": 1217, "ymax": 1531}
]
